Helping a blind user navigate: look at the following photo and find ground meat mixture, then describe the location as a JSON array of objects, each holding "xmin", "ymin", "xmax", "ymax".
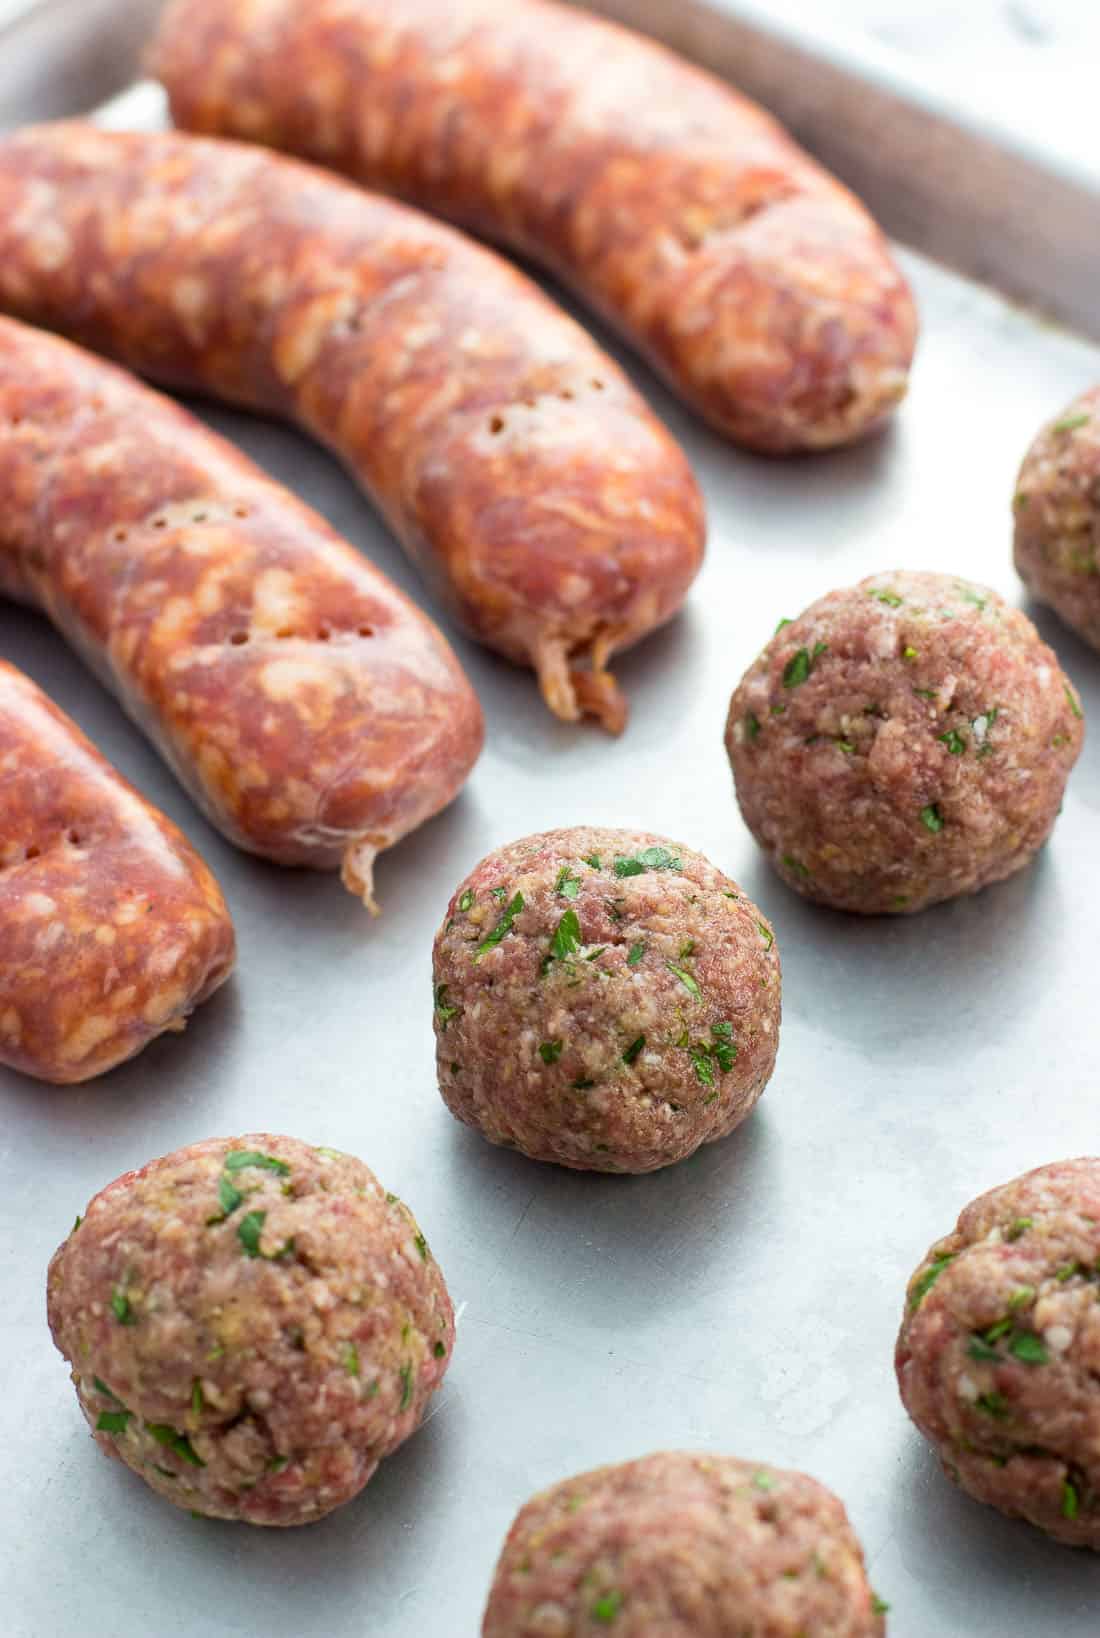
[
  {"xmin": 47, "ymin": 1134, "xmax": 454, "ymax": 1525},
  {"xmin": 726, "ymin": 570, "xmax": 1083, "ymax": 913},
  {"xmin": 482, "ymin": 1451, "xmax": 887, "ymax": 1635},
  {"xmin": 896, "ymin": 1158, "xmax": 1100, "ymax": 1548},
  {"xmin": 1014, "ymin": 388, "xmax": 1100, "ymax": 650},
  {"xmin": 432, "ymin": 826, "xmax": 780, "ymax": 1173}
]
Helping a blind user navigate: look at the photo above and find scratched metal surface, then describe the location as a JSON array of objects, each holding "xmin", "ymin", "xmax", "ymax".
[{"xmin": 4, "ymin": 8, "xmax": 1100, "ymax": 1638}]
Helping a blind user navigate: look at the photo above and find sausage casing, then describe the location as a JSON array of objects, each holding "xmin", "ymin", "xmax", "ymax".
[
  {"xmin": 0, "ymin": 661, "xmax": 235, "ymax": 1084},
  {"xmin": 0, "ymin": 315, "xmax": 484, "ymax": 907},
  {"xmin": 150, "ymin": 0, "xmax": 918, "ymax": 454},
  {"xmin": 0, "ymin": 124, "xmax": 706, "ymax": 732}
]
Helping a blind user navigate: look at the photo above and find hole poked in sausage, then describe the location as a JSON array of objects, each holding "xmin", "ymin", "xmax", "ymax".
[
  {"xmin": 313, "ymin": 623, "xmax": 375, "ymax": 641},
  {"xmin": 302, "ymin": 623, "xmax": 374, "ymax": 640},
  {"xmin": 1, "ymin": 841, "xmax": 44, "ymax": 874},
  {"xmin": 339, "ymin": 311, "xmax": 365, "ymax": 336},
  {"xmin": 488, "ymin": 381, "xmax": 600, "ymax": 431},
  {"xmin": 228, "ymin": 623, "xmax": 374, "ymax": 646},
  {"xmin": 66, "ymin": 829, "xmax": 82, "ymax": 847},
  {"xmin": 142, "ymin": 501, "xmax": 240, "ymax": 535}
]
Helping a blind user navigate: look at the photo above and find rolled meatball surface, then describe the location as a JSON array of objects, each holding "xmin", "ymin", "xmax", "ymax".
[
  {"xmin": 432, "ymin": 826, "xmax": 780, "ymax": 1173},
  {"xmin": 897, "ymin": 1158, "xmax": 1100, "ymax": 1549},
  {"xmin": 1014, "ymin": 389, "xmax": 1100, "ymax": 649},
  {"xmin": 48, "ymin": 1134, "xmax": 454, "ymax": 1525},
  {"xmin": 482, "ymin": 1450, "xmax": 886, "ymax": 1636},
  {"xmin": 726, "ymin": 570, "xmax": 1083, "ymax": 913}
]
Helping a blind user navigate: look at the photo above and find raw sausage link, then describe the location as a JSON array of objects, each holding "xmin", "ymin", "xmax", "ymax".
[
  {"xmin": 150, "ymin": 0, "xmax": 918, "ymax": 454},
  {"xmin": 0, "ymin": 316, "xmax": 484, "ymax": 909},
  {"xmin": 0, "ymin": 661, "xmax": 235, "ymax": 1084},
  {"xmin": 0, "ymin": 125, "xmax": 706, "ymax": 733}
]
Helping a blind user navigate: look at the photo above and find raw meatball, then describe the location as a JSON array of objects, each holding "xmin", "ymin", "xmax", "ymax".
[
  {"xmin": 726, "ymin": 570, "xmax": 1083, "ymax": 913},
  {"xmin": 432, "ymin": 826, "xmax": 780, "ymax": 1173},
  {"xmin": 896, "ymin": 1158, "xmax": 1100, "ymax": 1548},
  {"xmin": 482, "ymin": 1451, "xmax": 887, "ymax": 1636},
  {"xmin": 1014, "ymin": 389, "xmax": 1100, "ymax": 649},
  {"xmin": 47, "ymin": 1134, "xmax": 453, "ymax": 1526}
]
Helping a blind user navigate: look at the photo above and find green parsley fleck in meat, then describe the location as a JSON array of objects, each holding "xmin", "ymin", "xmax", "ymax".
[{"xmin": 475, "ymin": 892, "xmax": 525, "ymax": 959}]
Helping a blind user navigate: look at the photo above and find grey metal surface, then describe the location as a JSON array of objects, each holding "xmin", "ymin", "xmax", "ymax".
[
  {"xmin": 4, "ymin": 7, "xmax": 1100, "ymax": 1638},
  {"xmin": 0, "ymin": 0, "xmax": 162, "ymax": 128}
]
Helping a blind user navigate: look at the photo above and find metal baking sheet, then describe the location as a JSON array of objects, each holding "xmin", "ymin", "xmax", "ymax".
[{"xmin": 4, "ymin": 6, "xmax": 1100, "ymax": 1636}]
